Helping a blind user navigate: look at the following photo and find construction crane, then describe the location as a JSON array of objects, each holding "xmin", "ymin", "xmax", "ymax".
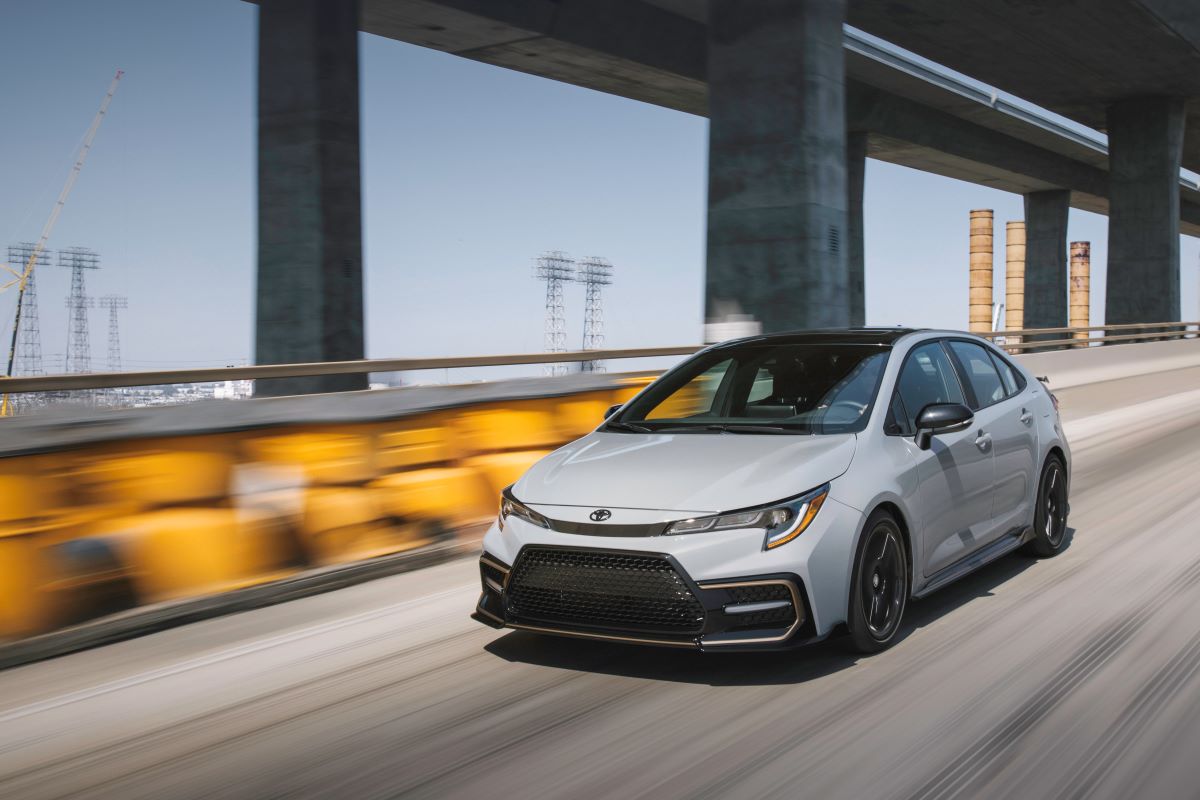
[{"xmin": 1, "ymin": 69, "xmax": 123, "ymax": 416}]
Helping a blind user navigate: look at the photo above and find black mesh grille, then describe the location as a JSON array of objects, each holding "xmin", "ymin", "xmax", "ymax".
[
  {"xmin": 506, "ymin": 547, "xmax": 705, "ymax": 634},
  {"xmin": 727, "ymin": 584, "xmax": 792, "ymax": 605}
]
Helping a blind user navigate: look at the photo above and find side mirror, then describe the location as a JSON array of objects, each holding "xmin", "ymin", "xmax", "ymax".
[
  {"xmin": 915, "ymin": 403, "xmax": 973, "ymax": 450},
  {"xmin": 604, "ymin": 404, "xmax": 621, "ymax": 420}
]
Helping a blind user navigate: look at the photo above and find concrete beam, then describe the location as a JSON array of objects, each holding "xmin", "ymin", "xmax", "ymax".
[
  {"xmin": 1023, "ymin": 190, "xmax": 1070, "ymax": 331},
  {"xmin": 848, "ymin": 85, "xmax": 1109, "ymax": 204},
  {"xmin": 256, "ymin": 0, "xmax": 367, "ymax": 396},
  {"xmin": 338, "ymin": 1, "xmax": 1200, "ymax": 235},
  {"xmin": 705, "ymin": 0, "xmax": 849, "ymax": 332},
  {"xmin": 1106, "ymin": 97, "xmax": 1186, "ymax": 325}
]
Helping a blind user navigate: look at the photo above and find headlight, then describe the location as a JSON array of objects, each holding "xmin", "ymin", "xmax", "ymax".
[
  {"xmin": 664, "ymin": 484, "xmax": 829, "ymax": 550},
  {"xmin": 498, "ymin": 486, "xmax": 549, "ymax": 530}
]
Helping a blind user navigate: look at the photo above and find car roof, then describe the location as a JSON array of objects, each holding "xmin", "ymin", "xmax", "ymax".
[{"xmin": 709, "ymin": 327, "xmax": 922, "ymax": 349}]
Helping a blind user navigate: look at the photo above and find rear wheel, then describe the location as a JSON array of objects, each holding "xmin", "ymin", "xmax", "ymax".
[
  {"xmin": 845, "ymin": 510, "xmax": 908, "ymax": 654},
  {"xmin": 1027, "ymin": 455, "xmax": 1069, "ymax": 557}
]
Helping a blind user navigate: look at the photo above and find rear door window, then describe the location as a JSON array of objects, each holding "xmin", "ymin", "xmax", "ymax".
[
  {"xmin": 988, "ymin": 351, "xmax": 1026, "ymax": 397},
  {"xmin": 948, "ymin": 340, "xmax": 1006, "ymax": 409}
]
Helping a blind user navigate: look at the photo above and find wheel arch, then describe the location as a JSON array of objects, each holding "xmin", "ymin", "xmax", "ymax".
[
  {"xmin": 1045, "ymin": 444, "xmax": 1069, "ymax": 490},
  {"xmin": 872, "ymin": 501, "xmax": 914, "ymax": 594}
]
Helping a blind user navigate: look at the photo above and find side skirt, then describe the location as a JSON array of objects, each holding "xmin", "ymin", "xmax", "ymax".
[{"xmin": 912, "ymin": 526, "xmax": 1033, "ymax": 599}]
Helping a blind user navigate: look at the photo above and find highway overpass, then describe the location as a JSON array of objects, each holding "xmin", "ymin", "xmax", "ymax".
[
  {"xmin": 1, "ymin": 337, "xmax": 1199, "ymax": 798},
  {"xmin": 250, "ymin": 0, "xmax": 1200, "ymax": 393}
]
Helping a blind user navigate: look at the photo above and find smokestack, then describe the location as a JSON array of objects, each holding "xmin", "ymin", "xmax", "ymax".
[
  {"xmin": 969, "ymin": 210, "xmax": 994, "ymax": 333},
  {"xmin": 1070, "ymin": 241, "xmax": 1090, "ymax": 346},
  {"xmin": 1005, "ymin": 221, "xmax": 1025, "ymax": 344}
]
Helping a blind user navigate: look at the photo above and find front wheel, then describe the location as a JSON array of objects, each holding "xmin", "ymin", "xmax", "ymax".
[
  {"xmin": 845, "ymin": 510, "xmax": 908, "ymax": 654},
  {"xmin": 1026, "ymin": 455, "xmax": 1069, "ymax": 557}
]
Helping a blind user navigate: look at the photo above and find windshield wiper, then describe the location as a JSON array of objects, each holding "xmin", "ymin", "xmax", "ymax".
[
  {"xmin": 603, "ymin": 420, "xmax": 653, "ymax": 433},
  {"xmin": 646, "ymin": 423, "xmax": 807, "ymax": 435},
  {"xmin": 705, "ymin": 423, "xmax": 808, "ymax": 434}
]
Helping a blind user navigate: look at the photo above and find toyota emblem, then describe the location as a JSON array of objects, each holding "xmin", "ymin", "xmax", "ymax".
[{"xmin": 589, "ymin": 509, "xmax": 612, "ymax": 522}]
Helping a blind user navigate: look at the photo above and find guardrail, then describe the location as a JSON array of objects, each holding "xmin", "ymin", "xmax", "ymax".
[
  {"xmin": 1, "ymin": 322, "xmax": 1197, "ymax": 395},
  {"xmin": 986, "ymin": 321, "xmax": 1200, "ymax": 351}
]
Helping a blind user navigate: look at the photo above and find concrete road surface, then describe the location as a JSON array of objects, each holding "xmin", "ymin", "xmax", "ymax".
[{"xmin": 3, "ymin": 367, "xmax": 1200, "ymax": 800}]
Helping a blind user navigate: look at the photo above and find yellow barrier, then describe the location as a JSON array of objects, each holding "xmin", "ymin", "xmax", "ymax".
[{"xmin": 0, "ymin": 384, "xmax": 624, "ymax": 639}]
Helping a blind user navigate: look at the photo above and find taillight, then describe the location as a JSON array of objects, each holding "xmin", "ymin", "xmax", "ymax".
[{"xmin": 1050, "ymin": 392, "xmax": 1060, "ymax": 412}]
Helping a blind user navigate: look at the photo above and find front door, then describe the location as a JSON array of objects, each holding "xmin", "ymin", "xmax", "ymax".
[{"xmin": 894, "ymin": 341, "xmax": 997, "ymax": 577}]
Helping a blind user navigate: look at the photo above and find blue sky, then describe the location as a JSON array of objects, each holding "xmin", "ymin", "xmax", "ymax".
[{"xmin": 1, "ymin": 1, "xmax": 1197, "ymax": 374}]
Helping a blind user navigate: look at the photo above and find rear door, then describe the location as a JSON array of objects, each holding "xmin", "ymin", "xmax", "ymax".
[
  {"xmin": 892, "ymin": 340, "xmax": 996, "ymax": 577},
  {"xmin": 945, "ymin": 339, "xmax": 1037, "ymax": 543}
]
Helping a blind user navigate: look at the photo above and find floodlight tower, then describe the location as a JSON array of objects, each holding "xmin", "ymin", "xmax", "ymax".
[
  {"xmin": 100, "ymin": 295, "xmax": 127, "ymax": 372},
  {"xmin": 7, "ymin": 243, "xmax": 50, "ymax": 378},
  {"xmin": 533, "ymin": 251, "xmax": 575, "ymax": 376},
  {"xmin": 58, "ymin": 246, "xmax": 99, "ymax": 374},
  {"xmin": 575, "ymin": 257, "xmax": 613, "ymax": 372}
]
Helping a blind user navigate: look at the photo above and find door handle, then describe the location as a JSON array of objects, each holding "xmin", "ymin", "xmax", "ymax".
[
  {"xmin": 1019, "ymin": 408, "xmax": 1034, "ymax": 425},
  {"xmin": 975, "ymin": 431, "xmax": 992, "ymax": 451}
]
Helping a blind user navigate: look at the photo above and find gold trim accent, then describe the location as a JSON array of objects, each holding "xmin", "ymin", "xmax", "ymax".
[
  {"xmin": 480, "ymin": 554, "xmax": 512, "ymax": 589},
  {"xmin": 699, "ymin": 578, "xmax": 804, "ymax": 646},
  {"xmin": 475, "ymin": 603, "xmax": 505, "ymax": 625},
  {"xmin": 506, "ymin": 622, "xmax": 698, "ymax": 648},
  {"xmin": 480, "ymin": 554, "xmax": 510, "ymax": 574}
]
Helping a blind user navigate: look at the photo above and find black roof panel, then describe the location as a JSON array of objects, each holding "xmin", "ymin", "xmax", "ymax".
[{"xmin": 710, "ymin": 327, "xmax": 920, "ymax": 349}]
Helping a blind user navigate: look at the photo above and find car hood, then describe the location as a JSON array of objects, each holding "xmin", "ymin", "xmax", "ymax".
[{"xmin": 513, "ymin": 431, "xmax": 857, "ymax": 514}]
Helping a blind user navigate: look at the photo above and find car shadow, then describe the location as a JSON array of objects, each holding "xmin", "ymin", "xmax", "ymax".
[{"xmin": 483, "ymin": 528, "xmax": 1074, "ymax": 687}]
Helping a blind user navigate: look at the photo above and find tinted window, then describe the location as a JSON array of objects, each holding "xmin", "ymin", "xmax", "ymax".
[
  {"xmin": 644, "ymin": 358, "xmax": 731, "ymax": 420},
  {"xmin": 617, "ymin": 343, "xmax": 890, "ymax": 434},
  {"xmin": 894, "ymin": 342, "xmax": 965, "ymax": 431},
  {"xmin": 989, "ymin": 351, "xmax": 1025, "ymax": 397},
  {"xmin": 948, "ymin": 340, "xmax": 1005, "ymax": 408}
]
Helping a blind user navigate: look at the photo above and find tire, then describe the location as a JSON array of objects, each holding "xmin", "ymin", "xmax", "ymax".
[
  {"xmin": 845, "ymin": 509, "xmax": 909, "ymax": 654},
  {"xmin": 1026, "ymin": 455, "xmax": 1069, "ymax": 558}
]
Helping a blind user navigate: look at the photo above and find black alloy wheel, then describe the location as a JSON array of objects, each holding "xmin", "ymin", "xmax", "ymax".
[
  {"xmin": 846, "ymin": 510, "xmax": 908, "ymax": 654},
  {"xmin": 1028, "ymin": 455, "xmax": 1069, "ymax": 557}
]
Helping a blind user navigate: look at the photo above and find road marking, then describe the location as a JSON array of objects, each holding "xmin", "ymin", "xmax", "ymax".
[{"xmin": 0, "ymin": 583, "xmax": 475, "ymax": 724}]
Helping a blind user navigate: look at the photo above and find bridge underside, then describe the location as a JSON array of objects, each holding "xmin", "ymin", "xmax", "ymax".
[{"xmin": 250, "ymin": 0, "xmax": 1198, "ymax": 389}]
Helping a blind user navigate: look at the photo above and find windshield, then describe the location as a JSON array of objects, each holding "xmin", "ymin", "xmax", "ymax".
[{"xmin": 610, "ymin": 342, "xmax": 890, "ymax": 434}]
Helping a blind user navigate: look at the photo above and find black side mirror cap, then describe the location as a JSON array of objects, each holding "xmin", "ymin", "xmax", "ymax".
[
  {"xmin": 604, "ymin": 404, "xmax": 621, "ymax": 420},
  {"xmin": 914, "ymin": 403, "xmax": 974, "ymax": 450}
]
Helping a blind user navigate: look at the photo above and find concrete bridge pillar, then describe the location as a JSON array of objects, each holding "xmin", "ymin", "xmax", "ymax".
[
  {"xmin": 847, "ymin": 130, "xmax": 867, "ymax": 327},
  {"xmin": 705, "ymin": 0, "xmax": 849, "ymax": 334},
  {"xmin": 1105, "ymin": 97, "xmax": 1185, "ymax": 325},
  {"xmin": 1023, "ymin": 189, "xmax": 1070, "ymax": 332},
  {"xmin": 256, "ymin": 0, "xmax": 366, "ymax": 396}
]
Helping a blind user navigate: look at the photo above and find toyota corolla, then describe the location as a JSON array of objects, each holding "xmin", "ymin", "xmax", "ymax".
[{"xmin": 472, "ymin": 328, "xmax": 1069, "ymax": 653}]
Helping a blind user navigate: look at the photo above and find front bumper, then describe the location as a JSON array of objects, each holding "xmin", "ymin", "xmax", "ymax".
[{"xmin": 471, "ymin": 546, "xmax": 820, "ymax": 652}]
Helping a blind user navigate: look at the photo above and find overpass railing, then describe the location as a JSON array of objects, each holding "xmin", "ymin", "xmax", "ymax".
[{"xmin": 1, "ymin": 322, "xmax": 1197, "ymax": 395}]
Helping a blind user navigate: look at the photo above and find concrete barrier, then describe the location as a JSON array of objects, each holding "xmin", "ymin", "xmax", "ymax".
[{"xmin": 1015, "ymin": 337, "xmax": 1200, "ymax": 390}]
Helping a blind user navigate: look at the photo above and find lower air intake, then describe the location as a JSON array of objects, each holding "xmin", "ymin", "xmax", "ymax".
[{"xmin": 506, "ymin": 547, "xmax": 705, "ymax": 635}]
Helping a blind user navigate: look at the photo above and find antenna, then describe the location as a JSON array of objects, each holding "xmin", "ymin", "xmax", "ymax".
[
  {"xmin": 533, "ymin": 251, "xmax": 575, "ymax": 376},
  {"xmin": 575, "ymin": 257, "xmax": 613, "ymax": 372}
]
